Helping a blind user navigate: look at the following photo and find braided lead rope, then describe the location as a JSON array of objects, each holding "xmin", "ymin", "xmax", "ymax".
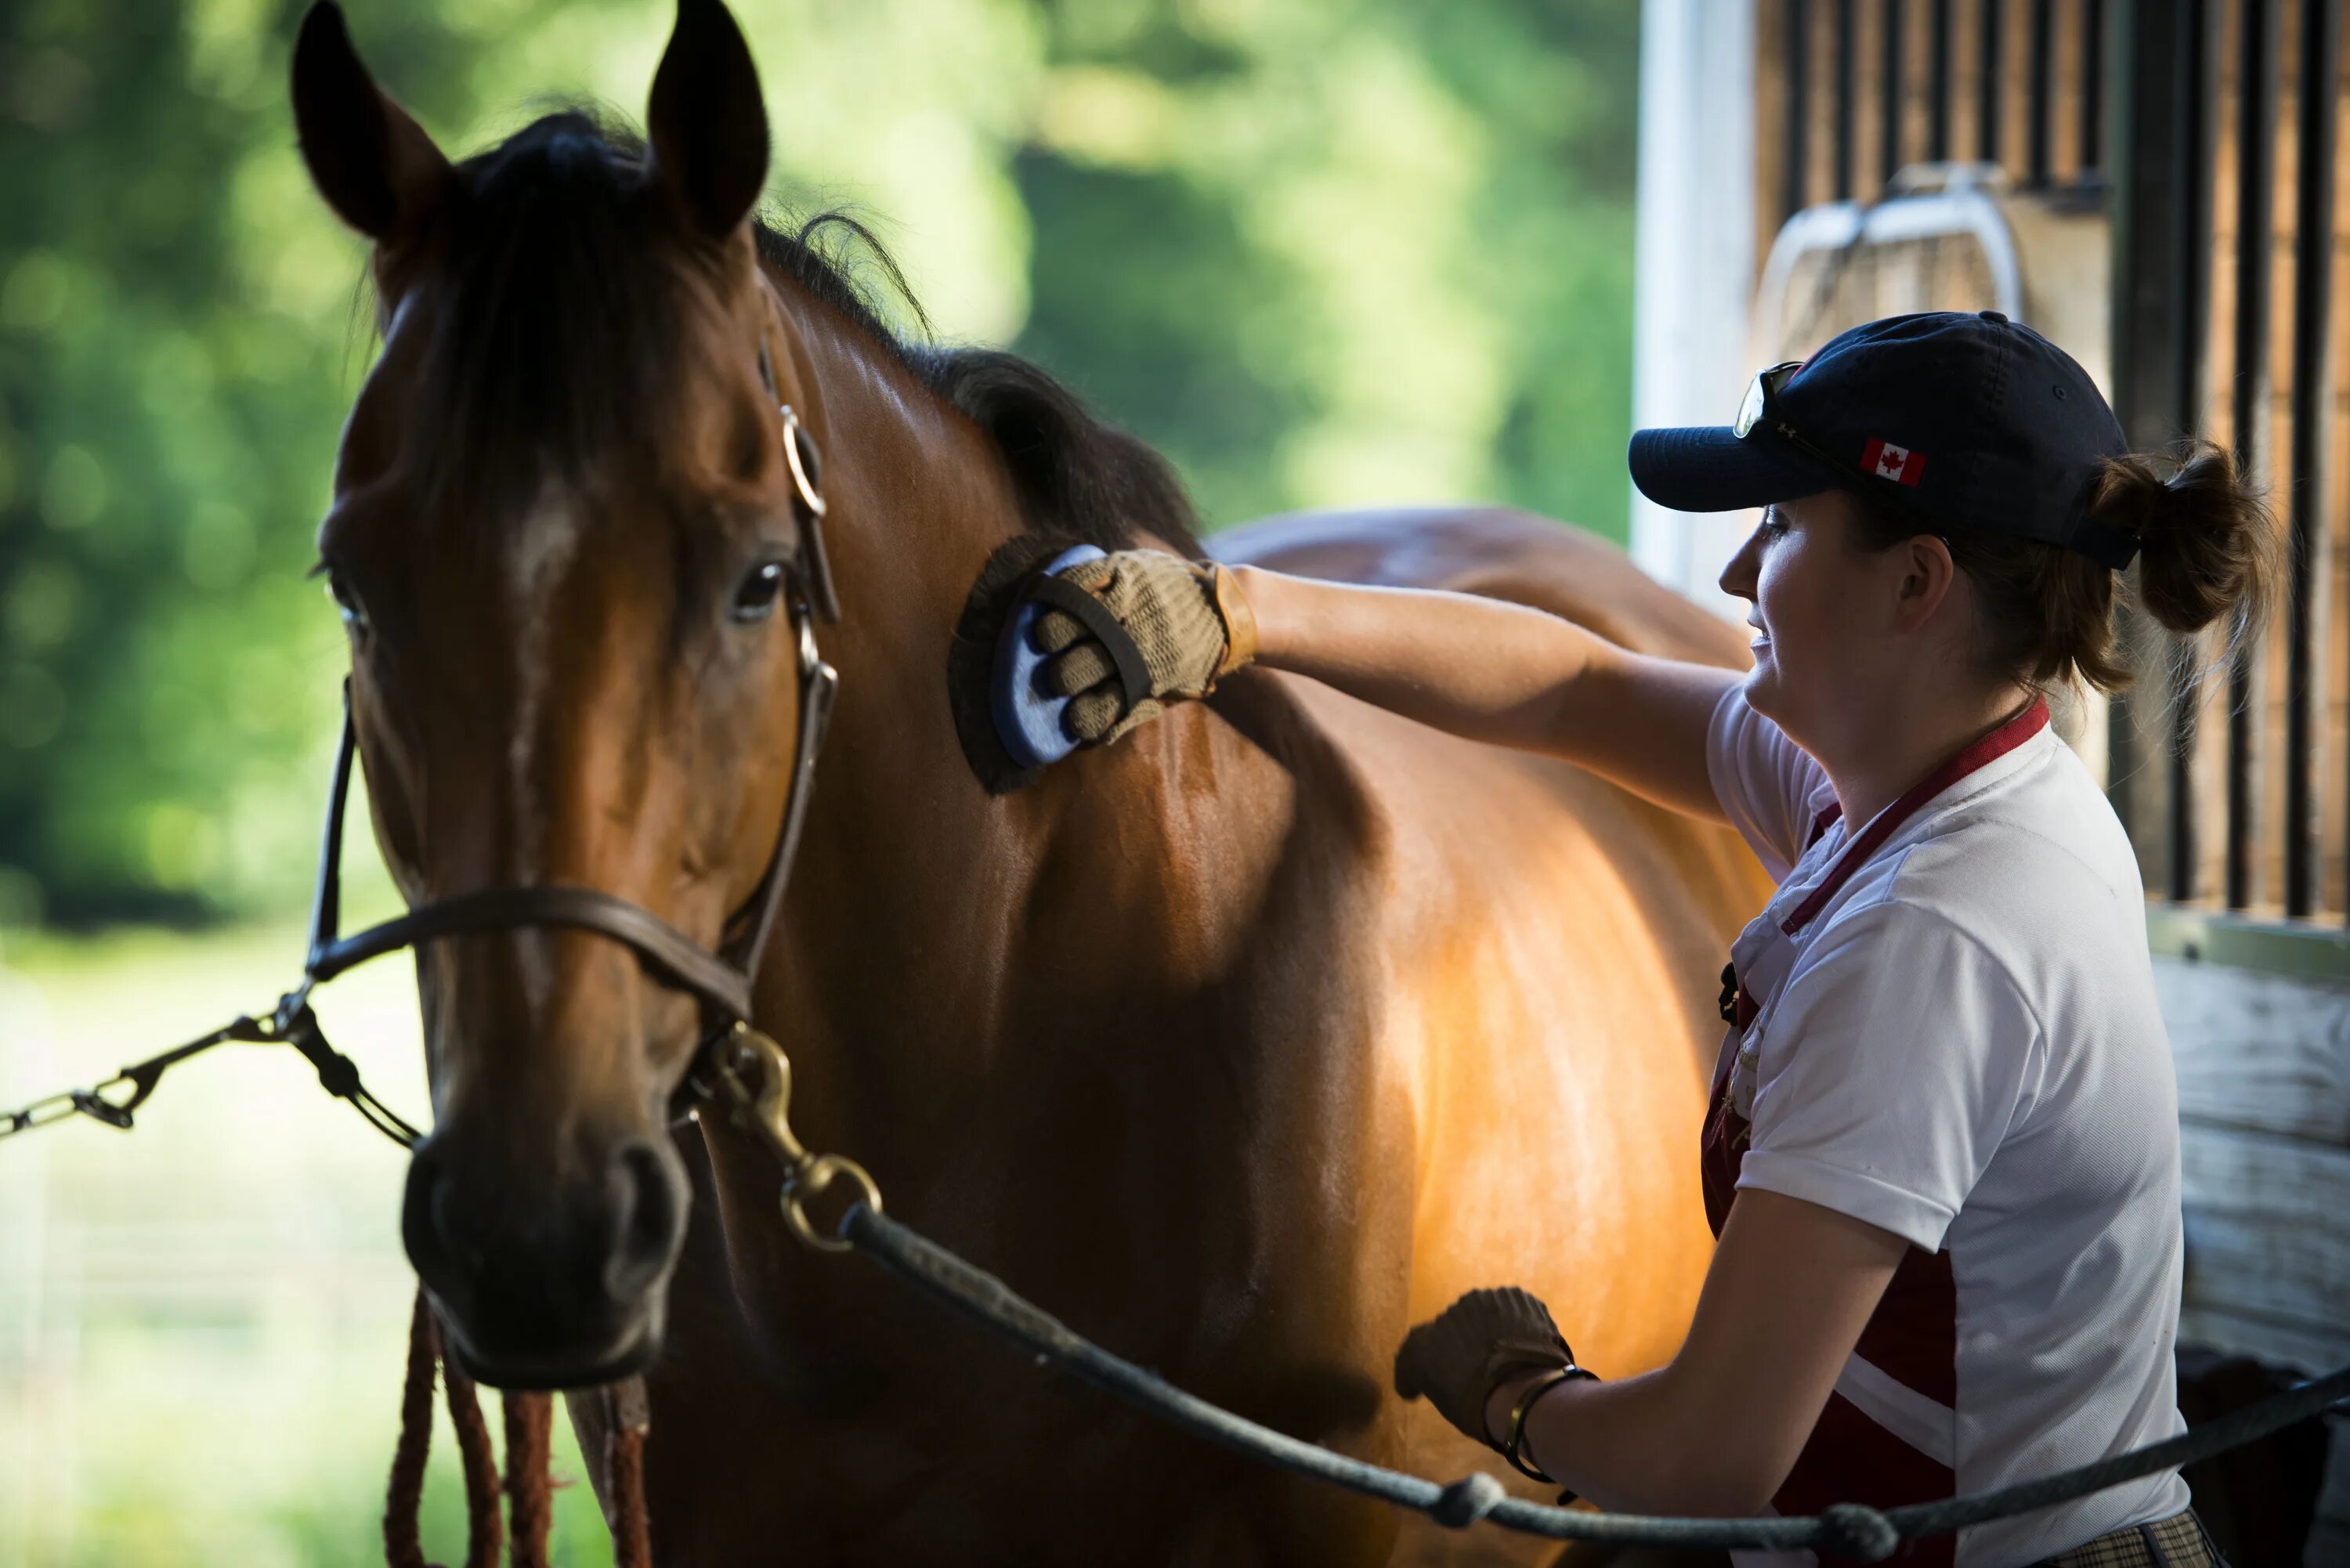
[
  {"xmin": 385, "ymin": 1291, "xmax": 439, "ymax": 1568},
  {"xmin": 439, "ymin": 1336, "xmax": 504, "ymax": 1568},
  {"xmin": 382, "ymin": 1299, "xmax": 656, "ymax": 1568},
  {"xmin": 601, "ymin": 1378, "xmax": 656, "ymax": 1568},
  {"xmin": 383, "ymin": 1289, "xmax": 504, "ymax": 1568},
  {"xmin": 502, "ymin": 1392, "xmax": 555, "ymax": 1568},
  {"xmin": 835, "ymin": 1203, "xmax": 2350, "ymax": 1560}
]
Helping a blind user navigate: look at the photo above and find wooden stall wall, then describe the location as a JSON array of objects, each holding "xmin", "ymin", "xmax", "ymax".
[{"xmin": 1748, "ymin": 4, "xmax": 2349, "ymax": 1562}]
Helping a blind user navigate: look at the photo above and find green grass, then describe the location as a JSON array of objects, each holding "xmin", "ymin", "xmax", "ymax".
[{"xmin": 0, "ymin": 924, "xmax": 616, "ymax": 1567}]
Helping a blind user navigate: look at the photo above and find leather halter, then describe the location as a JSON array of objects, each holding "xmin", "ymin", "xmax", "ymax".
[{"xmin": 294, "ymin": 402, "xmax": 842, "ymax": 1123}]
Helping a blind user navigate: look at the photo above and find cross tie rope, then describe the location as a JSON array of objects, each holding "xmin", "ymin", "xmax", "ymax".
[{"xmin": 7, "ymin": 1005, "xmax": 2345, "ymax": 1563}]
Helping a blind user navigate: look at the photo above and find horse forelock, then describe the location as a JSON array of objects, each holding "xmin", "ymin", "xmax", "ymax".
[{"xmin": 389, "ymin": 110, "xmax": 695, "ymax": 522}]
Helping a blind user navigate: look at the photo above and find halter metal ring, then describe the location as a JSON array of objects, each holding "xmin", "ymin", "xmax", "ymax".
[
  {"xmin": 797, "ymin": 607, "xmax": 826, "ymax": 681},
  {"xmin": 779, "ymin": 404, "xmax": 826, "ymax": 518}
]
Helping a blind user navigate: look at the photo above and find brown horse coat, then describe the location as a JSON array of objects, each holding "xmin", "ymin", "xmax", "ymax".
[
  {"xmin": 286, "ymin": 5, "xmax": 1768, "ymax": 1559},
  {"xmin": 585, "ymin": 270, "xmax": 1769, "ymax": 1564}
]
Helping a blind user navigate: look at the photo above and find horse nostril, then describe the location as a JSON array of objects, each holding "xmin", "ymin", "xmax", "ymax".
[
  {"xmin": 602, "ymin": 1137, "xmax": 684, "ymax": 1303},
  {"xmin": 400, "ymin": 1140, "xmax": 457, "ymax": 1285}
]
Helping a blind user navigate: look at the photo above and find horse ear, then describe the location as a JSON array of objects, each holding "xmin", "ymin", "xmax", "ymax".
[
  {"xmin": 646, "ymin": 0, "xmax": 771, "ymax": 240},
  {"xmin": 291, "ymin": 2, "xmax": 451, "ymax": 244}
]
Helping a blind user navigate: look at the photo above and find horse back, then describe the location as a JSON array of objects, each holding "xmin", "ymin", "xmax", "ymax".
[{"xmin": 1213, "ymin": 506, "xmax": 1750, "ymax": 668}]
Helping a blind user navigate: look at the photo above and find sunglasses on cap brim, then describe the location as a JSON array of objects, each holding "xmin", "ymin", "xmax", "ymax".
[{"xmin": 1734, "ymin": 361, "xmax": 1802, "ymax": 441}]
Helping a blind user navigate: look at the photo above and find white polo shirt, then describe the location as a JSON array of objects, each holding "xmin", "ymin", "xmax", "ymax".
[{"xmin": 1705, "ymin": 687, "xmax": 2189, "ymax": 1568}]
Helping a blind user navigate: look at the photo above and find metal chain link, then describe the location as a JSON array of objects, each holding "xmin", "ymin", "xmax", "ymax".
[{"xmin": 0, "ymin": 989, "xmax": 418, "ymax": 1147}]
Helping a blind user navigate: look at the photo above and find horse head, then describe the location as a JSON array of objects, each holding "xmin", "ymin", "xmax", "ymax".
[{"xmin": 293, "ymin": 0, "xmax": 815, "ymax": 1387}]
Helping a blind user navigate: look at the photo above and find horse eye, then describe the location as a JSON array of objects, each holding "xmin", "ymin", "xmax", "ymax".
[
  {"xmin": 325, "ymin": 571, "xmax": 370, "ymax": 632},
  {"xmin": 732, "ymin": 561, "xmax": 786, "ymax": 623}
]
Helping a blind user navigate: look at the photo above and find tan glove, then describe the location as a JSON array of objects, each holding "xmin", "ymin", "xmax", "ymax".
[
  {"xmin": 1393, "ymin": 1287, "xmax": 1577, "ymax": 1453},
  {"xmin": 1034, "ymin": 550, "xmax": 1259, "ymax": 745}
]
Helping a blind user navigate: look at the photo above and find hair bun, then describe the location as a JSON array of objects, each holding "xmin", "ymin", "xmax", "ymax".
[{"xmin": 2092, "ymin": 443, "xmax": 2277, "ymax": 638}]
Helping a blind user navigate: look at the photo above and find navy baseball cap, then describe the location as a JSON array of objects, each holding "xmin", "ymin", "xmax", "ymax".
[{"xmin": 1629, "ymin": 311, "xmax": 2138, "ymax": 569}]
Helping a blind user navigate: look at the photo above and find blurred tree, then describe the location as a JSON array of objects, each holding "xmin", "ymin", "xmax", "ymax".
[
  {"xmin": 1016, "ymin": 0, "xmax": 1640, "ymax": 532},
  {"xmin": 0, "ymin": 0, "xmax": 411, "ymax": 924},
  {"xmin": 0, "ymin": 0, "xmax": 1640, "ymax": 926}
]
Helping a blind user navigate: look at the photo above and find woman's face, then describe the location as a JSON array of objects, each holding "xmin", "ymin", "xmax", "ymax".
[{"xmin": 1718, "ymin": 489, "xmax": 1913, "ymax": 744}]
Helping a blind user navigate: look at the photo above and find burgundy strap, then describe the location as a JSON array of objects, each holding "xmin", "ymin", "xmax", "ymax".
[
  {"xmin": 1778, "ymin": 697, "xmax": 2048, "ymax": 937},
  {"xmin": 1717, "ymin": 805, "xmax": 1847, "ymax": 1026}
]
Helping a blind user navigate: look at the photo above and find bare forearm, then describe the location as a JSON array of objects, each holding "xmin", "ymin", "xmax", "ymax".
[
  {"xmin": 1238, "ymin": 565, "xmax": 1604, "ymax": 745},
  {"xmin": 1477, "ymin": 1193, "xmax": 1908, "ymax": 1517},
  {"xmin": 1232, "ymin": 565, "xmax": 1735, "ymax": 818},
  {"xmin": 1485, "ymin": 1368, "xmax": 1771, "ymax": 1517}
]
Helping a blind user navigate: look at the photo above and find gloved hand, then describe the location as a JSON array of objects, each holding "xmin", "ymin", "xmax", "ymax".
[
  {"xmin": 1393, "ymin": 1287, "xmax": 1575, "ymax": 1451},
  {"xmin": 1032, "ymin": 550, "xmax": 1259, "ymax": 745}
]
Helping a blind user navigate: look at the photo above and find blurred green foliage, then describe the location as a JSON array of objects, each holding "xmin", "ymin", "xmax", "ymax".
[{"xmin": 0, "ymin": 0, "xmax": 1640, "ymax": 925}]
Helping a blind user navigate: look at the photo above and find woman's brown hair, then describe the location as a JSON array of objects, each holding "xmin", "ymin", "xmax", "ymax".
[{"xmin": 1848, "ymin": 441, "xmax": 2282, "ymax": 692}]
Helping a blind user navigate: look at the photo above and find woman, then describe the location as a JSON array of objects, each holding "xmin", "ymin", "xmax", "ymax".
[{"xmin": 1027, "ymin": 312, "xmax": 2269, "ymax": 1567}]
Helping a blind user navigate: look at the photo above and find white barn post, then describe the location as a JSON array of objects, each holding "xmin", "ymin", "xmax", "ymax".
[{"xmin": 1630, "ymin": 0, "xmax": 1759, "ymax": 618}]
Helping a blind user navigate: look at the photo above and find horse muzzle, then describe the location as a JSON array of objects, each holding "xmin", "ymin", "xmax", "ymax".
[{"xmin": 400, "ymin": 1126, "xmax": 689, "ymax": 1389}]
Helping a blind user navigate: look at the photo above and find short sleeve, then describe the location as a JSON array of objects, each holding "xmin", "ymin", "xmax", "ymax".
[
  {"xmin": 1707, "ymin": 685, "xmax": 1835, "ymax": 880},
  {"xmin": 1735, "ymin": 900, "xmax": 2043, "ymax": 1251}
]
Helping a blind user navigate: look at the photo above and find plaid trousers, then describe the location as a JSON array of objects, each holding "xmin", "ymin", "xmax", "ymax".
[{"xmin": 2035, "ymin": 1511, "xmax": 2228, "ymax": 1568}]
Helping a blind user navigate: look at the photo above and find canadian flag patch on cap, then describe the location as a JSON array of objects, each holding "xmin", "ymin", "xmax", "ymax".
[{"xmin": 1864, "ymin": 438, "xmax": 1925, "ymax": 486}]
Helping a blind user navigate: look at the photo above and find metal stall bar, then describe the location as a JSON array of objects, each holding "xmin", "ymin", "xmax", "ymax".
[
  {"xmin": 1930, "ymin": 0, "xmax": 1954, "ymax": 160},
  {"xmin": 2028, "ymin": 0, "xmax": 2055, "ymax": 183},
  {"xmin": 1979, "ymin": 0, "xmax": 2005, "ymax": 163},
  {"xmin": 2229, "ymin": 0, "xmax": 2279, "ymax": 911},
  {"xmin": 1835, "ymin": 0, "xmax": 1857, "ymax": 199},
  {"xmin": 1882, "ymin": 0, "xmax": 1907, "ymax": 191},
  {"xmin": 2289, "ymin": 0, "xmax": 2343, "ymax": 917},
  {"xmin": 1786, "ymin": 0, "xmax": 1813, "ymax": 222},
  {"xmin": 2167, "ymin": 0, "xmax": 2215, "ymax": 904},
  {"xmin": 2108, "ymin": 0, "xmax": 2213, "ymax": 864}
]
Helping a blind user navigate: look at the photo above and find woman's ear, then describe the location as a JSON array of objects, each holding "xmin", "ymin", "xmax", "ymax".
[
  {"xmin": 291, "ymin": 2, "xmax": 452, "ymax": 245},
  {"xmin": 646, "ymin": 0, "xmax": 771, "ymax": 240},
  {"xmin": 1894, "ymin": 532, "xmax": 1960, "ymax": 630}
]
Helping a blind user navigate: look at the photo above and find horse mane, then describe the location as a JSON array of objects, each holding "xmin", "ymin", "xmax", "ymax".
[
  {"xmin": 410, "ymin": 109, "xmax": 1200, "ymax": 554},
  {"xmin": 755, "ymin": 215, "xmax": 1201, "ymax": 553}
]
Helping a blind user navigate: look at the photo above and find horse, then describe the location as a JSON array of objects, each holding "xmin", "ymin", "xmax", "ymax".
[{"xmin": 289, "ymin": 1, "xmax": 1770, "ymax": 1562}]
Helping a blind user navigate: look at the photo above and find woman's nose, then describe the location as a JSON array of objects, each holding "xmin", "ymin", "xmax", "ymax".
[{"xmin": 1719, "ymin": 528, "xmax": 1762, "ymax": 599}]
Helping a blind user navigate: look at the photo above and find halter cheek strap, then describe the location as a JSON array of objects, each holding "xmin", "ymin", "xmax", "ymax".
[{"xmin": 761, "ymin": 280, "xmax": 840, "ymax": 625}]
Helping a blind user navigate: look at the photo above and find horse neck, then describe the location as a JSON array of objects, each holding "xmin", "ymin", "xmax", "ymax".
[{"xmin": 748, "ymin": 284, "xmax": 1307, "ymax": 1171}]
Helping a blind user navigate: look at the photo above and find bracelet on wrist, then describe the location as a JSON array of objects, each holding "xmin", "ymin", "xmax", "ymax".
[{"xmin": 1502, "ymin": 1364, "xmax": 1597, "ymax": 1484}]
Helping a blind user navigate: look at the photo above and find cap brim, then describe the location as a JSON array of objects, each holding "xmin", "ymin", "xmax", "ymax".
[{"xmin": 1628, "ymin": 425, "xmax": 1842, "ymax": 514}]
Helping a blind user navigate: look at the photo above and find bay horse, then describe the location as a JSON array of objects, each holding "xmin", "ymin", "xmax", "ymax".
[{"xmin": 290, "ymin": 1, "xmax": 1770, "ymax": 1562}]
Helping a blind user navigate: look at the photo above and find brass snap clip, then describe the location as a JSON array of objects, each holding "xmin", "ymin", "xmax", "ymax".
[{"xmin": 710, "ymin": 1023, "xmax": 882, "ymax": 1254}]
